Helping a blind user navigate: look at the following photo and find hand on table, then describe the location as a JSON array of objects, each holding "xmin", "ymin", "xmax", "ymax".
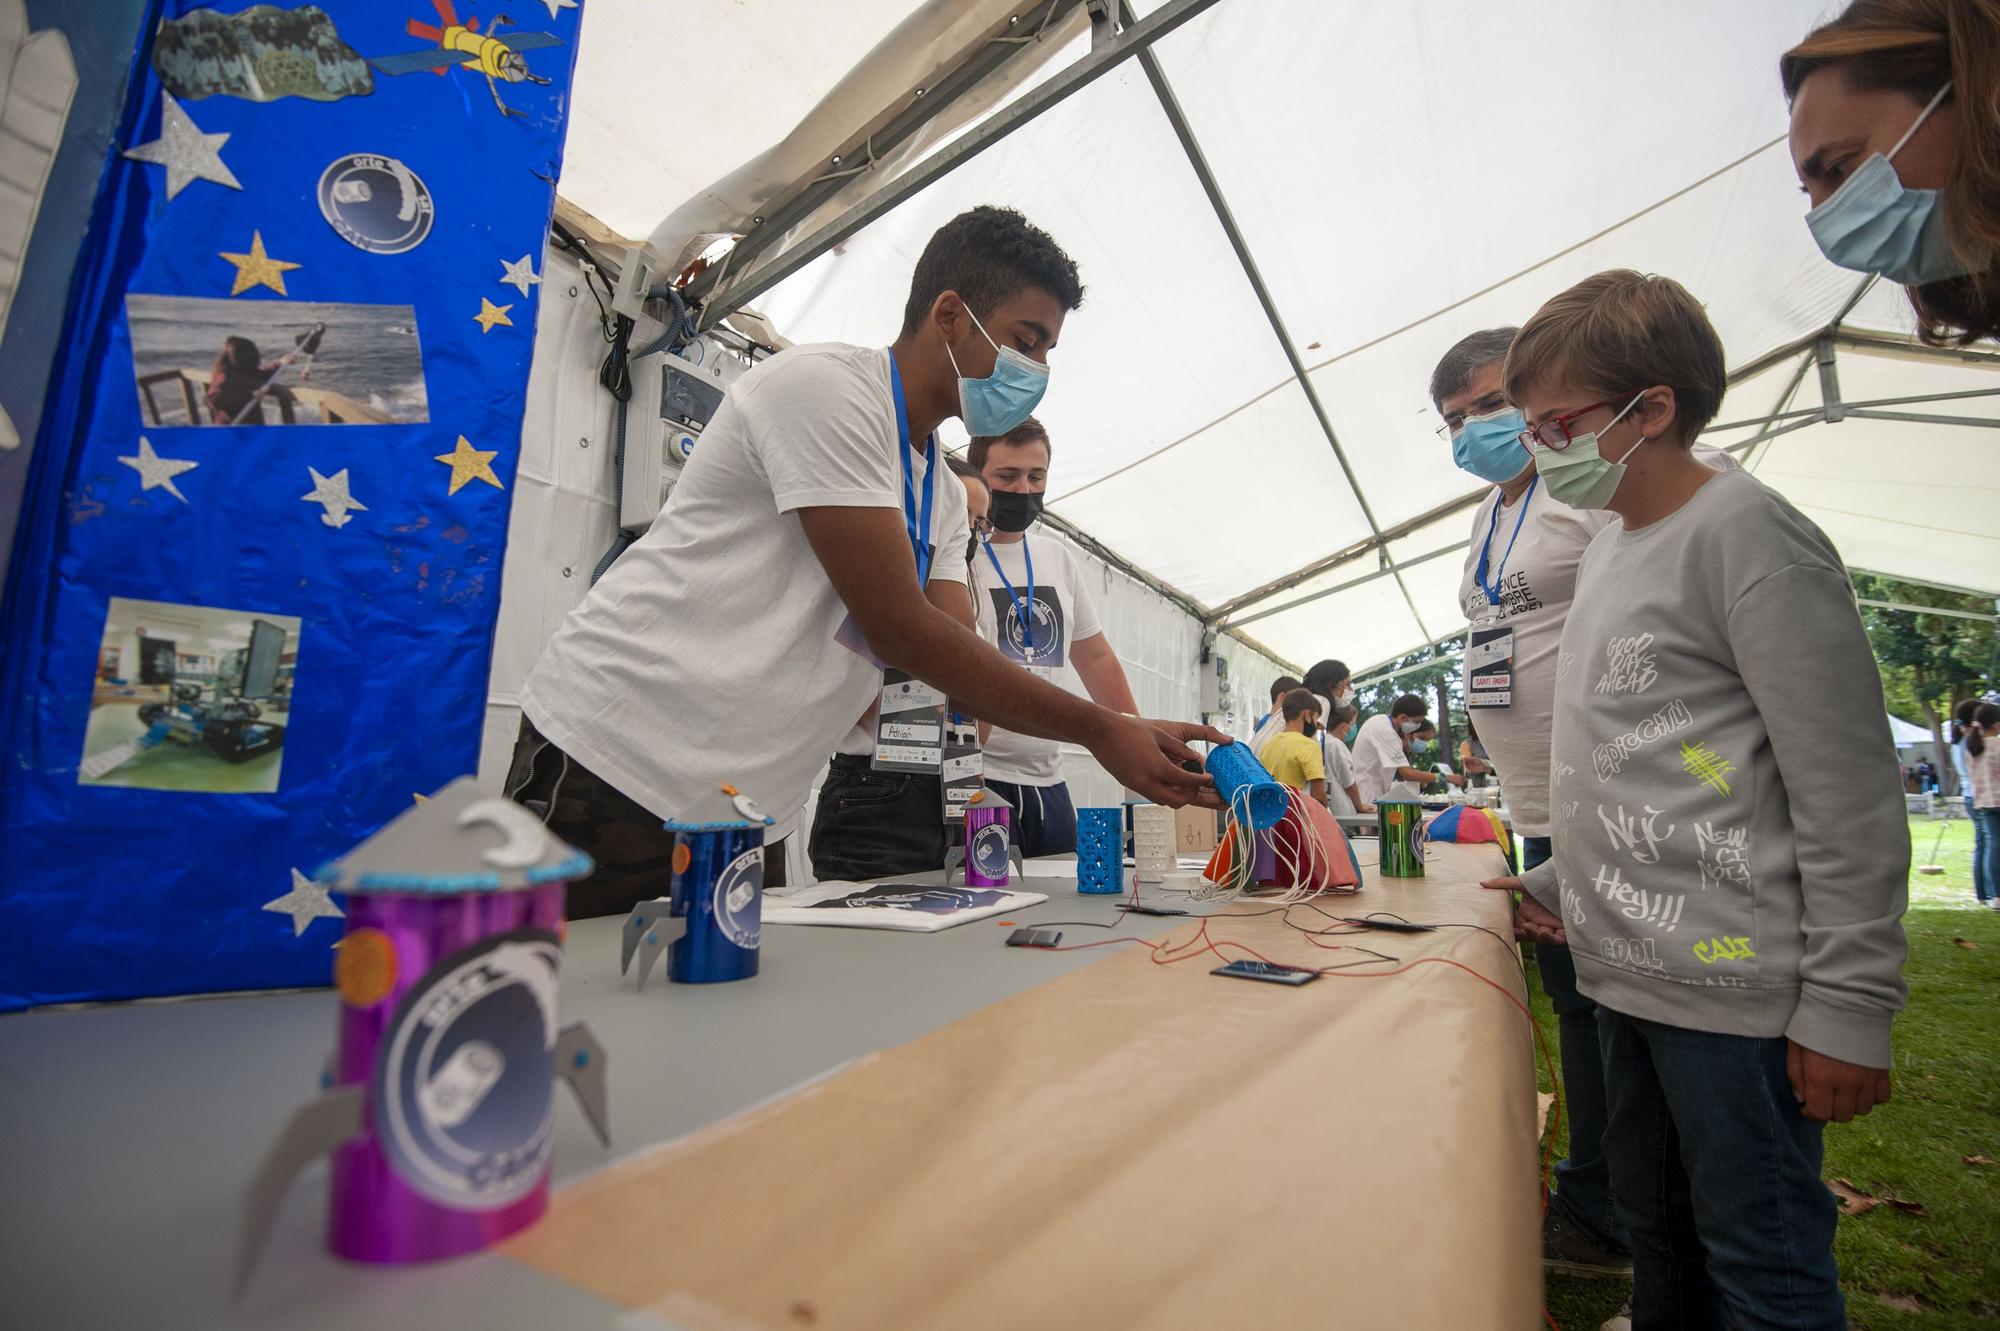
[
  {"xmin": 1479, "ymin": 875, "xmax": 1566, "ymax": 945},
  {"xmin": 1786, "ymin": 1041, "xmax": 1893, "ymax": 1123}
]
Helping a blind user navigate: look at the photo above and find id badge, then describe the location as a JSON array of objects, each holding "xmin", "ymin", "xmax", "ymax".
[
  {"xmin": 1465, "ymin": 624, "xmax": 1514, "ymax": 709},
  {"xmin": 940, "ymin": 719, "xmax": 983, "ymax": 822},
  {"xmin": 872, "ymin": 669, "xmax": 945, "ymax": 772}
]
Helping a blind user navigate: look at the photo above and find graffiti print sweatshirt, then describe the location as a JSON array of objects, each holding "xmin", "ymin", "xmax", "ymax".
[{"xmin": 1519, "ymin": 467, "xmax": 1908, "ymax": 1068}]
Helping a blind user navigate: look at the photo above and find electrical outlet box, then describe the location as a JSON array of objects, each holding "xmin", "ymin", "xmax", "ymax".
[{"xmin": 619, "ymin": 338, "xmax": 747, "ymax": 532}]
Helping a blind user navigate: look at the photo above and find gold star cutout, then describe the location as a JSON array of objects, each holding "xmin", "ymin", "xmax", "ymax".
[
  {"xmin": 218, "ymin": 230, "xmax": 301, "ymax": 297},
  {"xmin": 435, "ymin": 435, "xmax": 502, "ymax": 495},
  {"xmin": 473, "ymin": 296, "xmax": 514, "ymax": 333}
]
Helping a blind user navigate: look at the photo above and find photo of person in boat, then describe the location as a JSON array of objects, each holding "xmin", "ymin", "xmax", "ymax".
[
  {"xmin": 205, "ymin": 325, "xmax": 323, "ymax": 425},
  {"xmin": 125, "ymin": 295, "xmax": 429, "ymax": 428}
]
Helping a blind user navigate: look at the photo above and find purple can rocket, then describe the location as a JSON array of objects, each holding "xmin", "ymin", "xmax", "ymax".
[
  {"xmin": 236, "ymin": 779, "xmax": 610, "ymax": 1296},
  {"xmin": 964, "ymin": 794, "xmax": 1014, "ymax": 888}
]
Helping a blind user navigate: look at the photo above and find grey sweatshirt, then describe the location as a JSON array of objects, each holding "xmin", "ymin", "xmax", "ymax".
[{"xmin": 1520, "ymin": 467, "xmax": 1908, "ymax": 1067}]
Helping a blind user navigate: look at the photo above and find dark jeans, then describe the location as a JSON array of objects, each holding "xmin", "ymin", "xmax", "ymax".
[
  {"xmin": 808, "ymin": 755, "xmax": 947, "ymax": 882},
  {"xmin": 1523, "ymin": 834, "xmax": 1626, "ymax": 1252},
  {"xmin": 1597, "ymin": 1009, "xmax": 1843, "ymax": 1331},
  {"xmin": 1973, "ymin": 801, "xmax": 1999, "ymax": 905},
  {"xmin": 504, "ymin": 717, "xmax": 786, "ymax": 919},
  {"xmin": 984, "ymin": 778, "xmax": 1077, "ymax": 858}
]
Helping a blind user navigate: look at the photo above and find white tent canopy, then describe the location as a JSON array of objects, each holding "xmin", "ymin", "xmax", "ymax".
[{"xmin": 554, "ymin": 0, "xmax": 2000, "ymax": 676}]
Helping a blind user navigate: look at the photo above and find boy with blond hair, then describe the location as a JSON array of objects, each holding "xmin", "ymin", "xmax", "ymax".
[{"xmin": 1484, "ymin": 270, "xmax": 1908, "ymax": 1331}]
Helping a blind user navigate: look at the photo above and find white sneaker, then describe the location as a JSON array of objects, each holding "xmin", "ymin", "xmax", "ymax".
[{"xmin": 1599, "ymin": 1303, "xmax": 1633, "ymax": 1331}]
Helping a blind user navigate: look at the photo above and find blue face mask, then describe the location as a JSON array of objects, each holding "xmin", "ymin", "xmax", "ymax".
[
  {"xmin": 1806, "ymin": 82, "xmax": 1969, "ymax": 286},
  {"xmin": 947, "ymin": 307, "xmax": 1050, "ymax": 437},
  {"xmin": 1451, "ymin": 406, "xmax": 1533, "ymax": 484}
]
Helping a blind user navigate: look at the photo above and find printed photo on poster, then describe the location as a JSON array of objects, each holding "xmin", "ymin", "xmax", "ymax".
[
  {"xmin": 79, "ymin": 597, "xmax": 301, "ymax": 794},
  {"xmin": 152, "ymin": 5, "xmax": 374, "ymax": 104},
  {"xmin": 125, "ymin": 294, "xmax": 429, "ymax": 427}
]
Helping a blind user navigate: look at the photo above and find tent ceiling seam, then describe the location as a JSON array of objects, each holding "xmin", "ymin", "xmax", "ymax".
[
  {"xmin": 1053, "ymin": 133, "xmax": 1790, "ymax": 508},
  {"xmin": 1124, "ymin": 9, "xmax": 1432, "ymax": 642}
]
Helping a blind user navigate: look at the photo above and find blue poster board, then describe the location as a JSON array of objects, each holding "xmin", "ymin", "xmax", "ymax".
[{"xmin": 0, "ymin": 0, "xmax": 585, "ymax": 1009}]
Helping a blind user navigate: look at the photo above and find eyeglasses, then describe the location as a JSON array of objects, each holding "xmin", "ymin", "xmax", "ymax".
[
  {"xmin": 1517, "ymin": 398, "xmax": 1625, "ymax": 452},
  {"xmin": 1434, "ymin": 391, "xmax": 1510, "ymax": 440}
]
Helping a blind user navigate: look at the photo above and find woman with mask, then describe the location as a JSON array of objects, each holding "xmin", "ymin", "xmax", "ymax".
[{"xmin": 1783, "ymin": 0, "xmax": 2000, "ymax": 345}]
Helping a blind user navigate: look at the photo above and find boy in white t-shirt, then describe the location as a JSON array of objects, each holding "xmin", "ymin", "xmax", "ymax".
[
  {"xmin": 969, "ymin": 416, "xmax": 1140, "ymax": 857},
  {"xmin": 807, "ymin": 458, "xmax": 991, "ymax": 883},
  {"xmin": 507, "ymin": 208, "xmax": 1226, "ymax": 916}
]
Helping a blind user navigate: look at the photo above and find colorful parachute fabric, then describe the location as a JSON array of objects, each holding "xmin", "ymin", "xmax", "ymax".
[{"xmin": 1423, "ymin": 804, "xmax": 1512, "ymax": 860}]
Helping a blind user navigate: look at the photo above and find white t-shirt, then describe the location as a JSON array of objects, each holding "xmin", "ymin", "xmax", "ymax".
[
  {"xmin": 518, "ymin": 343, "xmax": 968, "ymax": 836},
  {"xmin": 970, "ymin": 531, "xmax": 1103, "ymax": 786},
  {"xmin": 1249, "ymin": 708, "xmax": 1284, "ymax": 753},
  {"xmin": 1320, "ymin": 727, "xmax": 1358, "ymax": 814},
  {"xmin": 1456, "ymin": 481, "xmax": 1612, "ymax": 835},
  {"xmin": 834, "ymin": 542, "xmax": 977, "ymax": 758},
  {"xmin": 1455, "ymin": 449, "xmax": 1737, "ymax": 836},
  {"xmin": 1351, "ymin": 713, "xmax": 1413, "ymax": 808}
]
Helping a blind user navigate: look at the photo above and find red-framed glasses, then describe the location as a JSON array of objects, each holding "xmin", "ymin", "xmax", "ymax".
[{"xmin": 1517, "ymin": 398, "xmax": 1627, "ymax": 452}]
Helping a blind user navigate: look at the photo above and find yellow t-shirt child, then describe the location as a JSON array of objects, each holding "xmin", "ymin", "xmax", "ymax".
[{"xmin": 1258, "ymin": 730, "xmax": 1325, "ymax": 792}]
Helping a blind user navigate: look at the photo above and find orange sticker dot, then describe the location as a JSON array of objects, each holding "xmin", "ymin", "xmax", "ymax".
[
  {"xmin": 336, "ymin": 927, "xmax": 397, "ymax": 1008},
  {"xmin": 672, "ymin": 843, "xmax": 692, "ymax": 875}
]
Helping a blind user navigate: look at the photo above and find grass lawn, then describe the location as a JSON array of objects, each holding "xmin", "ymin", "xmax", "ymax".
[{"xmin": 1532, "ymin": 814, "xmax": 2000, "ymax": 1330}]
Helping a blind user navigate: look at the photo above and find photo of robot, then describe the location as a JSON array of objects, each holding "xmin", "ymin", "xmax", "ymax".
[{"xmin": 79, "ymin": 597, "xmax": 301, "ymax": 793}]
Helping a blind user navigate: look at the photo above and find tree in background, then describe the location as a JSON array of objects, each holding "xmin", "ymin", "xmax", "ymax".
[
  {"xmin": 1851, "ymin": 573, "xmax": 1998, "ymax": 795},
  {"xmin": 1353, "ymin": 632, "xmax": 1467, "ymax": 737}
]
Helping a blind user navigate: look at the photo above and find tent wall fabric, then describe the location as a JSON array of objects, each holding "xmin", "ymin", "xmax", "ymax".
[{"xmin": 555, "ymin": 0, "xmax": 1999, "ymax": 682}]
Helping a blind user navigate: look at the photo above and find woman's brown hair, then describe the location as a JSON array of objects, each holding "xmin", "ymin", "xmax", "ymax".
[{"xmin": 1780, "ymin": 0, "xmax": 2000, "ymax": 345}]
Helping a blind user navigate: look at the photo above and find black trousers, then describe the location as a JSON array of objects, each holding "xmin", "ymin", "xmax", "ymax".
[
  {"xmin": 807, "ymin": 753, "xmax": 948, "ymax": 882},
  {"xmin": 504, "ymin": 716, "xmax": 786, "ymax": 919}
]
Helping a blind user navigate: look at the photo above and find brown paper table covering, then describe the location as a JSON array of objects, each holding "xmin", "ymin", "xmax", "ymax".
[{"xmin": 504, "ymin": 841, "xmax": 1542, "ymax": 1330}]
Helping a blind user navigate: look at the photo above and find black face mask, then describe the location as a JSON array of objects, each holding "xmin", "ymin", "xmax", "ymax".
[
  {"xmin": 1302, "ymin": 719, "xmax": 1319, "ymax": 738},
  {"xmin": 988, "ymin": 489, "xmax": 1044, "ymax": 533}
]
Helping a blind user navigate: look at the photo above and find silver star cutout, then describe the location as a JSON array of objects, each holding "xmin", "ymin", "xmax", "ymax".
[
  {"xmin": 118, "ymin": 436, "xmax": 199, "ymax": 502},
  {"xmin": 301, "ymin": 466, "xmax": 368, "ymax": 528},
  {"xmin": 122, "ymin": 92, "xmax": 242, "ymax": 200},
  {"xmin": 263, "ymin": 868, "xmax": 344, "ymax": 937},
  {"xmin": 539, "ymin": 0, "xmax": 577, "ymax": 16},
  {"xmin": 499, "ymin": 253, "xmax": 542, "ymax": 297}
]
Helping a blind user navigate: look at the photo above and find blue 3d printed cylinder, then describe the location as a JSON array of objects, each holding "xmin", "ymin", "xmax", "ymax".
[
  {"xmin": 1076, "ymin": 807, "xmax": 1123, "ymax": 894},
  {"xmin": 1204, "ymin": 742, "xmax": 1287, "ymax": 830}
]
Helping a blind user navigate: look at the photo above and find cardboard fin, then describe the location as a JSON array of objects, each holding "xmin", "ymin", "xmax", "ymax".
[
  {"xmin": 555, "ymin": 1021, "xmax": 611, "ymax": 1147},
  {"xmin": 234, "ymin": 1083, "xmax": 364, "ymax": 1301}
]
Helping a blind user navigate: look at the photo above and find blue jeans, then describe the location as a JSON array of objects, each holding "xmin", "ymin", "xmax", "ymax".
[
  {"xmin": 984, "ymin": 779, "xmax": 1078, "ymax": 858},
  {"xmin": 1972, "ymin": 803, "xmax": 2000, "ymax": 905},
  {"xmin": 1597, "ymin": 1010, "xmax": 1843, "ymax": 1331},
  {"xmin": 1523, "ymin": 835, "xmax": 1627, "ymax": 1252}
]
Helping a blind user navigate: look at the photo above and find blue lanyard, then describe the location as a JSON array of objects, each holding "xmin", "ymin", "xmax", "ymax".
[
  {"xmin": 1476, "ymin": 478, "xmax": 1536, "ymax": 607},
  {"xmin": 982, "ymin": 536, "xmax": 1035, "ymax": 651},
  {"xmin": 888, "ymin": 353, "xmax": 936, "ymax": 586}
]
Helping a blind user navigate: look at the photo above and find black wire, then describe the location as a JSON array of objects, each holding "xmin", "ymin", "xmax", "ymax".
[{"xmin": 1333, "ymin": 907, "xmax": 1531, "ymax": 985}]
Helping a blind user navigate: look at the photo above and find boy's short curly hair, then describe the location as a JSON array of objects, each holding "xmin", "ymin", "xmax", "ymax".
[{"xmin": 900, "ymin": 205, "xmax": 1084, "ymax": 336}]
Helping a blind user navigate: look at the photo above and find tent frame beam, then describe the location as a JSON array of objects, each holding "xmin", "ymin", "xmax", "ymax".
[
  {"xmin": 693, "ymin": 0, "xmax": 1232, "ymax": 328},
  {"xmin": 683, "ymin": 0, "xmax": 1090, "ymax": 309},
  {"xmin": 1122, "ymin": 0, "xmax": 1434, "ymax": 646},
  {"xmin": 1210, "ymin": 330, "xmax": 2000, "ymax": 630}
]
